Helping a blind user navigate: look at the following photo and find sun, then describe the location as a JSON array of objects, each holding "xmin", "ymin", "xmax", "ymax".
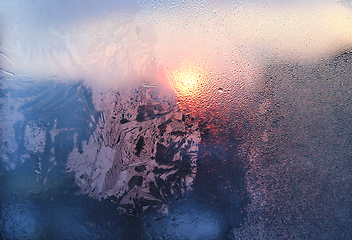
[{"xmin": 170, "ymin": 64, "xmax": 203, "ymax": 97}]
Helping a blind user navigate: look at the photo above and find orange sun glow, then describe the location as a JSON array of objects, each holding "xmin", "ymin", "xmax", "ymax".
[{"xmin": 169, "ymin": 64, "xmax": 204, "ymax": 97}]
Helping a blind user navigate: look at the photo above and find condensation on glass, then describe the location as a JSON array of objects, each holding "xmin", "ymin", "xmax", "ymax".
[{"xmin": 0, "ymin": 0, "xmax": 351, "ymax": 239}]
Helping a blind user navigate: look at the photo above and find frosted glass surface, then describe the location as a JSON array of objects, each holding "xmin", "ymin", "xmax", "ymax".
[{"xmin": 1, "ymin": 0, "xmax": 352, "ymax": 239}]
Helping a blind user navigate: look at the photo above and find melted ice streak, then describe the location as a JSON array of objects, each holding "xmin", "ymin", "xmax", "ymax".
[{"xmin": 67, "ymin": 84, "xmax": 200, "ymax": 211}]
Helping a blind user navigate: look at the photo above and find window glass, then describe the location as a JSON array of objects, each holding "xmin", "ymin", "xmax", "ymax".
[{"xmin": 1, "ymin": 0, "xmax": 351, "ymax": 239}]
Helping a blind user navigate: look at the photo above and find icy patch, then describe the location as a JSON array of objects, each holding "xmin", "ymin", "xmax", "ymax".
[
  {"xmin": 24, "ymin": 123, "xmax": 46, "ymax": 153},
  {"xmin": 0, "ymin": 81, "xmax": 26, "ymax": 169},
  {"xmin": 67, "ymin": 84, "xmax": 201, "ymax": 214}
]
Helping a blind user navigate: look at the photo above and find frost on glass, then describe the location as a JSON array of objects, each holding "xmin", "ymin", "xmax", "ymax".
[
  {"xmin": 66, "ymin": 84, "xmax": 200, "ymax": 214},
  {"xmin": 1, "ymin": 0, "xmax": 352, "ymax": 239}
]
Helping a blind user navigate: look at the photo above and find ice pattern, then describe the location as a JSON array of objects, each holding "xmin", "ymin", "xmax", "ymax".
[{"xmin": 67, "ymin": 83, "xmax": 200, "ymax": 214}]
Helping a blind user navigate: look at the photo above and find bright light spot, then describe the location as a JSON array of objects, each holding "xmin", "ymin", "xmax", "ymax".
[{"xmin": 170, "ymin": 63, "xmax": 204, "ymax": 97}]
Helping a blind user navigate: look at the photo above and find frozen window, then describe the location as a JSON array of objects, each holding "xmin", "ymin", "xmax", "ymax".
[{"xmin": 1, "ymin": 0, "xmax": 351, "ymax": 239}]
